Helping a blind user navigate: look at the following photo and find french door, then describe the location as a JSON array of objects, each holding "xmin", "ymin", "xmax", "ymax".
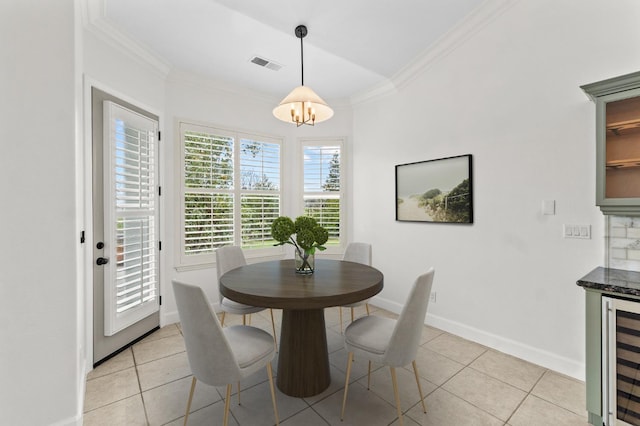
[{"xmin": 92, "ymin": 88, "xmax": 160, "ymax": 365}]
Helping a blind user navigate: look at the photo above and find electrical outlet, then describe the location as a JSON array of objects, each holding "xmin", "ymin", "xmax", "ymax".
[{"xmin": 429, "ymin": 292, "xmax": 437, "ymax": 303}]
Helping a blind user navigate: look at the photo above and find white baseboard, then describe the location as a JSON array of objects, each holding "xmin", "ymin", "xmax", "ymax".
[
  {"xmin": 162, "ymin": 302, "xmax": 221, "ymax": 327},
  {"xmin": 162, "ymin": 309, "xmax": 180, "ymax": 327},
  {"xmin": 49, "ymin": 414, "xmax": 83, "ymax": 426},
  {"xmin": 167, "ymin": 295, "xmax": 586, "ymax": 381},
  {"xmin": 370, "ymin": 295, "xmax": 585, "ymax": 381},
  {"xmin": 66, "ymin": 355, "xmax": 88, "ymax": 426}
]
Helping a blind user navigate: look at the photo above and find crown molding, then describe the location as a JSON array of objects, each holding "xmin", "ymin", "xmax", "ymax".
[
  {"xmin": 167, "ymin": 69, "xmax": 353, "ymax": 110},
  {"xmin": 82, "ymin": 0, "xmax": 171, "ymax": 78},
  {"xmin": 350, "ymin": 0, "xmax": 518, "ymax": 106},
  {"xmin": 167, "ymin": 69, "xmax": 279, "ymax": 104},
  {"xmin": 350, "ymin": 78, "xmax": 398, "ymax": 106}
]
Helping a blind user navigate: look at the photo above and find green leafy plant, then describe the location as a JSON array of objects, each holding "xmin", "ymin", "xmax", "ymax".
[{"xmin": 271, "ymin": 215, "xmax": 329, "ymax": 272}]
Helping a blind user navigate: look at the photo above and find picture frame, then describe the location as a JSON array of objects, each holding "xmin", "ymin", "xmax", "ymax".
[{"xmin": 395, "ymin": 154, "xmax": 473, "ymax": 223}]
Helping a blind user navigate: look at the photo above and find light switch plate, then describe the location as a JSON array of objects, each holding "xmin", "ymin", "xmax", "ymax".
[
  {"xmin": 564, "ymin": 224, "xmax": 590, "ymax": 239},
  {"xmin": 542, "ymin": 200, "xmax": 555, "ymax": 215}
]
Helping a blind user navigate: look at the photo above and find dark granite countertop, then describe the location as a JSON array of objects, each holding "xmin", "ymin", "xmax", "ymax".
[{"xmin": 577, "ymin": 267, "xmax": 640, "ymax": 297}]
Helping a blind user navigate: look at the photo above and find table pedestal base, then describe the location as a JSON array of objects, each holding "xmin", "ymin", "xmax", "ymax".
[{"xmin": 277, "ymin": 309, "xmax": 330, "ymax": 397}]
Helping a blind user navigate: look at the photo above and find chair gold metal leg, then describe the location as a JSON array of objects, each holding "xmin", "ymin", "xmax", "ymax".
[
  {"xmin": 220, "ymin": 311, "xmax": 226, "ymax": 326},
  {"xmin": 412, "ymin": 360, "xmax": 427, "ymax": 413},
  {"xmin": 367, "ymin": 361, "xmax": 372, "ymax": 390},
  {"xmin": 390, "ymin": 367, "xmax": 403, "ymax": 425},
  {"xmin": 267, "ymin": 362, "xmax": 279, "ymax": 425},
  {"xmin": 341, "ymin": 352, "xmax": 354, "ymax": 420},
  {"xmin": 339, "ymin": 307, "xmax": 343, "ymax": 334},
  {"xmin": 365, "ymin": 303, "xmax": 370, "ymax": 315},
  {"xmin": 351, "ymin": 307, "xmax": 355, "ymax": 322},
  {"xmin": 183, "ymin": 376, "xmax": 197, "ymax": 426},
  {"xmin": 237, "ymin": 381, "xmax": 241, "ymax": 405},
  {"xmin": 223, "ymin": 384, "xmax": 232, "ymax": 426},
  {"xmin": 270, "ymin": 309, "xmax": 278, "ymax": 347},
  {"xmin": 242, "ymin": 314, "xmax": 247, "ymax": 325}
]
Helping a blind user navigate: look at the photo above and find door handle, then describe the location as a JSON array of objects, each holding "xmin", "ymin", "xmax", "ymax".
[{"xmin": 96, "ymin": 257, "xmax": 109, "ymax": 265}]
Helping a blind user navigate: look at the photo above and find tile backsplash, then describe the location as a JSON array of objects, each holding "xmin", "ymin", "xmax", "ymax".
[{"xmin": 608, "ymin": 216, "xmax": 640, "ymax": 271}]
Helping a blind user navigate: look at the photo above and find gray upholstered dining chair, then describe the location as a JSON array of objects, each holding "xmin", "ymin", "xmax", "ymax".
[
  {"xmin": 340, "ymin": 268, "xmax": 435, "ymax": 425},
  {"xmin": 172, "ymin": 280, "xmax": 279, "ymax": 426},
  {"xmin": 339, "ymin": 242, "xmax": 372, "ymax": 332},
  {"xmin": 216, "ymin": 245, "xmax": 278, "ymax": 346}
]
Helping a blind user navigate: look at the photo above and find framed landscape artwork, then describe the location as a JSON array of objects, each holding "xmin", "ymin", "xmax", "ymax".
[{"xmin": 395, "ymin": 154, "xmax": 473, "ymax": 223}]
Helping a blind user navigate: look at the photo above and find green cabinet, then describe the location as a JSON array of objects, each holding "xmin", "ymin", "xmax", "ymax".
[
  {"xmin": 578, "ymin": 267, "xmax": 640, "ymax": 425},
  {"xmin": 584, "ymin": 290, "xmax": 603, "ymax": 426},
  {"xmin": 582, "ymin": 71, "xmax": 640, "ymax": 215}
]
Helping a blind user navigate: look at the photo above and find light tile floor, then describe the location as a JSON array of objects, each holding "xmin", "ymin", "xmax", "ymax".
[{"xmin": 84, "ymin": 306, "xmax": 589, "ymax": 425}]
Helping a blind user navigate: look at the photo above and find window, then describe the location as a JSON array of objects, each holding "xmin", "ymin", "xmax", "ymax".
[
  {"xmin": 179, "ymin": 122, "xmax": 282, "ymax": 267},
  {"xmin": 302, "ymin": 139, "xmax": 344, "ymax": 248}
]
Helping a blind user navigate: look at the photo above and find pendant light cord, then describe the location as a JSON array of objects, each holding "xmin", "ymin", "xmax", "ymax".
[{"xmin": 300, "ymin": 33, "xmax": 304, "ymax": 86}]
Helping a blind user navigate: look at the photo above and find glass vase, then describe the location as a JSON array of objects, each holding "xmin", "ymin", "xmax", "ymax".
[{"xmin": 295, "ymin": 250, "xmax": 315, "ymax": 274}]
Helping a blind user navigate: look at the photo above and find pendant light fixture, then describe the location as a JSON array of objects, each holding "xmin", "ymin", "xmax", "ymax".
[{"xmin": 273, "ymin": 25, "xmax": 333, "ymax": 126}]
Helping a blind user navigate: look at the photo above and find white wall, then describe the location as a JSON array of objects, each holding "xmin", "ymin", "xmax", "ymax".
[
  {"xmin": 0, "ymin": 1, "xmax": 81, "ymax": 424},
  {"xmin": 353, "ymin": 0, "xmax": 640, "ymax": 378}
]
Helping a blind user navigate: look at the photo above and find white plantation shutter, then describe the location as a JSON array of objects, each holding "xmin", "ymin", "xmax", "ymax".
[
  {"xmin": 179, "ymin": 123, "xmax": 282, "ymax": 266},
  {"xmin": 240, "ymin": 138, "xmax": 280, "ymax": 248},
  {"xmin": 104, "ymin": 101, "xmax": 159, "ymax": 336},
  {"xmin": 184, "ymin": 132, "xmax": 234, "ymax": 190},
  {"xmin": 241, "ymin": 194, "xmax": 280, "ymax": 247},
  {"xmin": 182, "ymin": 126, "xmax": 235, "ymax": 258},
  {"xmin": 303, "ymin": 141, "xmax": 343, "ymax": 246},
  {"xmin": 304, "ymin": 194, "xmax": 340, "ymax": 238},
  {"xmin": 183, "ymin": 193, "xmax": 234, "ymax": 254}
]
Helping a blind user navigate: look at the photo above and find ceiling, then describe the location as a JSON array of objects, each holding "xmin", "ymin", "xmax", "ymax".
[{"xmin": 91, "ymin": 0, "xmax": 486, "ymax": 102}]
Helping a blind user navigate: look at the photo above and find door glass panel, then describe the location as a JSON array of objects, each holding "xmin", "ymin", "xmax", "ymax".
[
  {"xmin": 616, "ymin": 309, "xmax": 640, "ymax": 425},
  {"xmin": 605, "ymin": 96, "xmax": 640, "ymax": 198},
  {"xmin": 104, "ymin": 101, "xmax": 159, "ymax": 336},
  {"xmin": 116, "ymin": 217, "xmax": 157, "ymax": 313}
]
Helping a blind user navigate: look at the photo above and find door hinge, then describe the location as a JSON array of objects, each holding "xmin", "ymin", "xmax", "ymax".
[
  {"xmin": 159, "ymin": 241, "xmax": 162, "ymax": 251},
  {"xmin": 158, "ymin": 186, "xmax": 161, "ymax": 196},
  {"xmin": 159, "ymin": 295, "xmax": 162, "ymax": 305},
  {"xmin": 158, "ymin": 131, "xmax": 161, "ymax": 141},
  {"xmin": 80, "ymin": 230, "xmax": 85, "ymax": 244}
]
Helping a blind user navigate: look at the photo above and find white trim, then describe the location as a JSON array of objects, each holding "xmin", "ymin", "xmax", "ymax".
[
  {"xmin": 166, "ymin": 69, "xmax": 353, "ymax": 110},
  {"xmin": 168, "ymin": 69, "xmax": 279, "ymax": 105},
  {"xmin": 350, "ymin": 0, "xmax": 518, "ymax": 105},
  {"xmin": 81, "ymin": 0, "xmax": 171, "ymax": 78},
  {"xmin": 371, "ymin": 294, "xmax": 585, "ymax": 381},
  {"xmin": 71, "ymin": 357, "xmax": 87, "ymax": 426},
  {"xmin": 48, "ymin": 413, "xmax": 83, "ymax": 426},
  {"xmin": 164, "ymin": 301, "xmax": 223, "ymax": 327}
]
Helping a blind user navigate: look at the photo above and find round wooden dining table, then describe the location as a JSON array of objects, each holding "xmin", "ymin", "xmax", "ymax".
[{"xmin": 219, "ymin": 258, "xmax": 384, "ymax": 397}]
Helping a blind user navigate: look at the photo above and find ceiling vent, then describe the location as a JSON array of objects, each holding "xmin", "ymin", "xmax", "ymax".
[{"xmin": 250, "ymin": 56, "xmax": 282, "ymax": 71}]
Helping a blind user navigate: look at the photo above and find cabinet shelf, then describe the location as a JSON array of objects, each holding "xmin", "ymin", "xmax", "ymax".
[
  {"xmin": 606, "ymin": 158, "xmax": 640, "ymax": 169},
  {"xmin": 607, "ymin": 118, "xmax": 640, "ymax": 135}
]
